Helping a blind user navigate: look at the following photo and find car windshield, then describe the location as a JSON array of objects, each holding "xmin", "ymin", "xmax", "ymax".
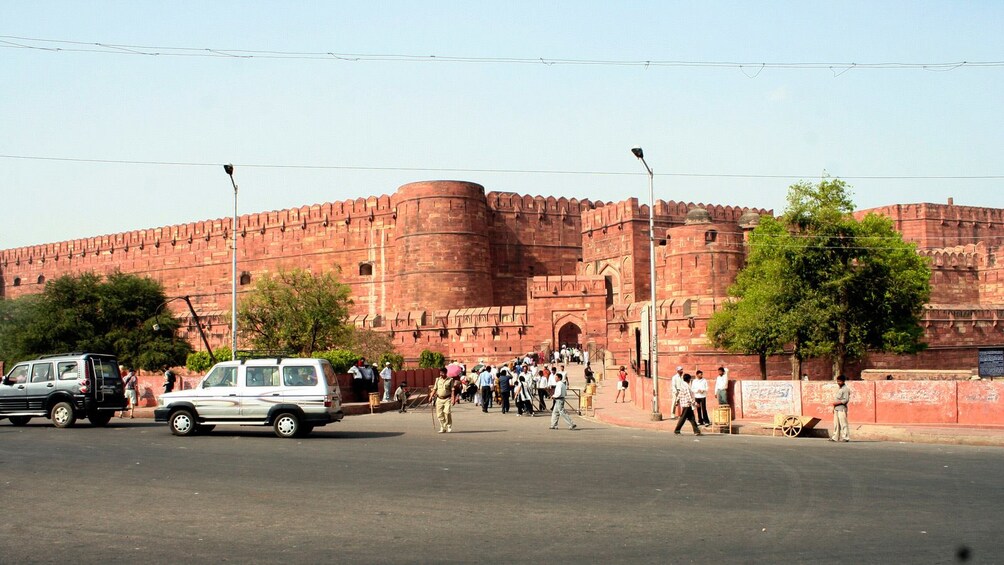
[{"xmin": 204, "ymin": 366, "xmax": 238, "ymax": 387}]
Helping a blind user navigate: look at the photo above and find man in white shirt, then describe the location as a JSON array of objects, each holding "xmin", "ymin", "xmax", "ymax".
[
  {"xmin": 671, "ymin": 366, "xmax": 686, "ymax": 420},
  {"xmin": 380, "ymin": 362, "xmax": 394, "ymax": 402},
  {"xmin": 548, "ymin": 374, "xmax": 577, "ymax": 430},
  {"xmin": 691, "ymin": 370, "xmax": 710, "ymax": 427},
  {"xmin": 715, "ymin": 367, "xmax": 729, "ymax": 405}
]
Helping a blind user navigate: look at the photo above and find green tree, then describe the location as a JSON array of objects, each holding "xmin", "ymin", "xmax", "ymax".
[
  {"xmin": 709, "ymin": 178, "xmax": 930, "ymax": 379},
  {"xmin": 237, "ymin": 269, "xmax": 353, "ymax": 356},
  {"xmin": 707, "ymin": 216, "xmax": 804, "ymax": 379},
  {"xmin": 0, "ymin": 271, "xmax": 191, "ymax": 370}
]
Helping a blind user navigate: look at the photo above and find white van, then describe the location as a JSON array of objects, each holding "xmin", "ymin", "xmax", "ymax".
[{"xmin": 154, "ymin": 358, "xmax": 344, "ymax": 438}]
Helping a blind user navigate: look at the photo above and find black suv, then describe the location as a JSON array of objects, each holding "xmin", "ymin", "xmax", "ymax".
[{"xmin": 1, "ymin": 353, "xmax": 127, "ymax": 427}]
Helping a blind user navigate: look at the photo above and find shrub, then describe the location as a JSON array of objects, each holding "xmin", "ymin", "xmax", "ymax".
[
  {"xmin": 315, "ymin": 349, "xmax": 360, "ymax": 374},
  {"xmin": 379, "ymin": 353, "xmax": 405, "ymax": 370},
  {"xmin": 417, "ymin": 350, "xmax": 445, "ymax": 369}
]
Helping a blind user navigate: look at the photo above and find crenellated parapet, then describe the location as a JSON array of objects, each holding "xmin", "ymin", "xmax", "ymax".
[
  {"xmin": 486, "ymin": 191, "xmax": 603, "ymax": 218},
  {"xmin": 919, "ymin": 243, "xmax": 990, "ymax": 270},
  {"xmin": 859, "ymin": 202, "xmax": 1004, "ymax": 249}
]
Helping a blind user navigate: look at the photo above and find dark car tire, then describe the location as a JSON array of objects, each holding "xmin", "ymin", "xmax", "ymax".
[
  {"xmin": 9, "ymin": 416, "xmax": 31, "ymax": 426},
  {"xmin": 89, "ymin": 412, "xmax": 113, "ymax": 427},
  {"xmin": 295, "ymin": 424, "xmax": 314, "ymax": 438},
  {"xmin": 169, "ymin": 410, "xmax": 197, "ymax": 436},
  {"xmin": 51, "ymin": 402, "xmax": 77, "ymax": 428},
  {"xmin": 273, "ymin": 412, "xmax": 300, "ymax": 438}
]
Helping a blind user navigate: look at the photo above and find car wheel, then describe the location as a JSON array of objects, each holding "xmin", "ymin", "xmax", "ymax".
[
  {"xmin": 196, "ymin": 425, "xmax": 215, "ymax": 434},
  {"xmin": 169, "ymin": 410, "xmax": 197, "ymax": 436},
  {"xmin": 273, "ymin": 412, "xmax": 300, "ymax": 438},
  {"xmin": 51, "ymin": 401, "xmax": 77, "ymax": 428},
  {"xmin": 295, "ymin": 424, "xmax": 314, "ymax": 438},
  {"xmin": 9, "ymin": 416, "xmax": 31, "ymax": 426},
  {"xmin": 89, "ymin": 412, "xmax": 113, "ymax": 427}
]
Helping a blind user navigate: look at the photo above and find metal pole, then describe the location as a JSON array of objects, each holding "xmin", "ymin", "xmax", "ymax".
[
  {"xmin": 225, "ymin": 165, "xmax": 238, "ymax": 361},
  {"xmin": 632, "ymin": 147, "xmax": 662, "ymax": 421},
  {"xmin": 646, "ymin": 163, "xmax": 661, "ymax": 421}
]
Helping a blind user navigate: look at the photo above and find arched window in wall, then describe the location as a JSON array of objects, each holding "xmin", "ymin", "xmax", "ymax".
[
  {"xmin": 359, "ymin": 263, "xmax": 374, "ymax": 277},
  {"xmin": 239, "ymin": 272, "xmax": 252, "ymax": 286},
  {"xmin": 12, "ymin": 277, "xmax": 21, "ymax": 287},
  {"xmin": 37, "ymin": 275, "xmax": 45, "ymax": 285}
]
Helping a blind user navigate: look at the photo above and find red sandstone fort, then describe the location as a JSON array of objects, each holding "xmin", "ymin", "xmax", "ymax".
[{"xmin": 3, "ymin": 180, "xmax": 1003, "ymax": 379}]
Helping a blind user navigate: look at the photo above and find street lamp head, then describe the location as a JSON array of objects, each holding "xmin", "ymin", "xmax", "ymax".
[
  {"xmin": 152, "ymin": 323, "xmax": 161, "ymax": 332},
  {"xmin": 224, "ymin": 163, "xmax": 234, "ymax": 176},
  {"xmin": 631, "ymin": 146, "xmax": 644, "ymax": 159}
]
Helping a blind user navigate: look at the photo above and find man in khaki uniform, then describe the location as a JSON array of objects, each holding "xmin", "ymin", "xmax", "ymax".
[
  {"xmin": 830, "ymin": 375, "xmax": 851, "ymax": 442},
  {"xmin": 428, "ymin": 367, "xmax": 457, "ymax": 433}
]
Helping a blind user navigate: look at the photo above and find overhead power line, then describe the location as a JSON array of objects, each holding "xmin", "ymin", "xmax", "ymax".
[
  {"xmin": 1, "ymin": 153, "xmax": 1001, "ymax": 181},
  {"xmin": 1, "ymin": 34, "xmax": 1002, "ymax": 75}
]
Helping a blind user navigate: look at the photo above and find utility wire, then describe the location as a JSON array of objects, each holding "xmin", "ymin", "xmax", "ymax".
[
  {"xmin": 1, "ymin": 154, "xmax": 1001, "ymax": 181},
  {"xmin": 2, "ymin": 35, "xmax": 1002, "ymax": 73}
]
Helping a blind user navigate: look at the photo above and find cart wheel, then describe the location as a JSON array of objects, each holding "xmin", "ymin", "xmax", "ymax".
[{"xmin": 781, "ymin": 416, "xmax": 803, "ymax": 438}]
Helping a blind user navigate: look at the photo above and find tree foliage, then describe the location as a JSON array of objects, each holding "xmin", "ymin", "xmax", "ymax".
[
  {"xmin": 237, "ymin": 269, "xmax": 353, "ymax": 356},
  {"xmin": 418, "ymin": 350, "xmax": 446, "ymax": 369},
  {"xmin": 0, "ymin": 271, "xmax": 191, "ymax": 370},
  {"xmin": 708, "ymin": 178, "xmax": 931, "ymax": 379}
]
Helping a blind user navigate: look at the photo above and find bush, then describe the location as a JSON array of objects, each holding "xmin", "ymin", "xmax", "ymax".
[
  {"xmin": 186, "ymin": 347, "xmax": 232, "ymax": 373},
  {"xmin": 418, "ymin": 350, "xmax": 445, "ymax": 369},
  {"xmin": 315, "ymin": 349, "xmax": 360, "ymax": 374},
  {"xmin": 379, "ymin": 353, "xmax": 405, "ymax": 370}
]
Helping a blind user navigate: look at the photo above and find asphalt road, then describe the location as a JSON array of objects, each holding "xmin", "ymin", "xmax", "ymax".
[{"xmin": 0, "ymin": 403, "xmax": 1000, "ymax": 564}]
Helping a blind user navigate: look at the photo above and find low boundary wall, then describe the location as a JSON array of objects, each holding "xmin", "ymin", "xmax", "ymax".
[{"xmin": 623, "ymin": 374, "xmax": 1004, "ymax": 425}]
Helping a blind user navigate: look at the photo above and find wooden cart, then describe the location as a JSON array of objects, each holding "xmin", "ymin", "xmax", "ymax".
[{"xmin": 768, "ymin": 414, "xmax": 821, "ymax": 438}]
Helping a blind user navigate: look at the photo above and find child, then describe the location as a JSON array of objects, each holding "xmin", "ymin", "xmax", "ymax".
[{"xmin": 394, "ymin": 381, "xmax": 409, "ymax": 413}]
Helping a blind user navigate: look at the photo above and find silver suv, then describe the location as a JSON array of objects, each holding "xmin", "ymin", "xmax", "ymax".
[
  {"xmin": 154, "ymin": 358, "xmax": 344, "ymax": 438},
  {"xmin": 0, "ymin": 353, "xmax": 126, "ymax": 427}
]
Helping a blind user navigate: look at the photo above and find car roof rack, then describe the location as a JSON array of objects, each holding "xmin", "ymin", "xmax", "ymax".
[{"xmin": 37, "ymin": 352, "xmax": 88, "ymax": 359}]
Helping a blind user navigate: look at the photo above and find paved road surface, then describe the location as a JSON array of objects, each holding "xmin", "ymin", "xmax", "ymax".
[{"xmin": 1, "ymin": 403, "xmax": 999, "ymax": 564}]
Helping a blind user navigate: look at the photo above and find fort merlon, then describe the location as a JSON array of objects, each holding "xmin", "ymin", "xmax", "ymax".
[{"xmin": 3, "ymin": 180, "xmax": 1004, "ymax": 379}]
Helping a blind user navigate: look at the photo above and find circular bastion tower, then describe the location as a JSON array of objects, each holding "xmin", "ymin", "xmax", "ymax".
[{"xmin": 391, "ymin": 181, "xmax": 494, "ymax": 312}]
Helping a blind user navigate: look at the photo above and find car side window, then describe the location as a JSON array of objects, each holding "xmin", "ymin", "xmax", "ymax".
[
  {"xmin": 246, "ymin": 366, "xmax": 279, "ymax": 387},
  {"xmin": 283, "ymin": 366, "xmax": 317, "ymax": 387},
  {"xmin": 204, "ymin": 366, "xmax": 238, "ymax": 388},
  {"xmin": 7, "ymin": 365, "xmax": 29, "ymax": 384},
  {"xmin": 31, "ymin": 363, "xmax": 54, "ymax": 383},
  {"xmin": 57, "ymin": 362, "xmax": 78, "ymax": 380}
]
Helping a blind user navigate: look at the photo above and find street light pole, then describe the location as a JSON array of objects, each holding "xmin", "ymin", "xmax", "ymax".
[
  {"xmin": 224, "ymin": 164, "xmax": 238, "ymax": 361},
  {"xmin": 631, "ymin": 147, "xmax": 662, "ymax": 421}
]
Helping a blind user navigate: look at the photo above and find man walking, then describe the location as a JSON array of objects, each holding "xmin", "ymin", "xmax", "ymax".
[
  {"xmin": 548, "ymin": 374, "xmax": 577, "ymax": 430},
  {"xmin": 673, "ymin": 374, "xmax": 702, "ymax": 436},
  {"xmin": 380, "ymin": 362, "xmax": 394, "ymax": 402},
  {"xmin": 670, "ymin": 366, "xmax": 686, "ymax": 419},
  {"xmin": 428, "ymin": 368, "xmax": 456, "ymax": 433},
  {"xmin": 479, "ymin": 365, "xmax": 494, "ymax": 412},
  {"xmin": 498, "ymin": 367, "xmax": 512, "ymax": 414},
  {"xmin": 121, "ymin": 367, "xmax": 137, "ymax": 418},
  {"xmin": 830, "ymin": 375, "xmax": 851, "ymax": 442}
]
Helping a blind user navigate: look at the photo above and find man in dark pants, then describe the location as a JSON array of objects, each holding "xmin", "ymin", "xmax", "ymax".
[
  {"xmin": 674, "ymin": 374, "xmax": 702, "ymax": 436},
  {"xmin": 497, "ymin": 368, "xmax": 512, "ymax": 414},
  {"xmin": 478, "ymin": 365, "xmax": 494, "ymax": 412}
]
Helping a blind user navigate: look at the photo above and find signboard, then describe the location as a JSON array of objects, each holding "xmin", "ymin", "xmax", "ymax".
[{"xmin": 978, "ymin": 348, "xmax": 1004, "ymax": 378}]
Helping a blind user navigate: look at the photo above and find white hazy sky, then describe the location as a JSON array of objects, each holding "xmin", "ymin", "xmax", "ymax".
[{"xmin": 2, "ymin": 1, "xmax": 1002, "ymax": 249}]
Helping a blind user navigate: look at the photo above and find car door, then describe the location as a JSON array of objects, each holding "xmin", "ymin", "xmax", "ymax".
[
  {"xmin": 240, "ymin": 364, "xmax": 281, "ymax": 419},
  {"xmin": 281, "ymin": 364, "xmax": 321, "ymax": 413},
  {"xmin": 0, "ymin": 364, "xmax": 30, "ymax": 412},
  {"xmin": 195, "ymin": 364, "xmax": 241, "ymax": 419},
  {"xmin": 25, "ymin": 362, "xmax": 55, "ymax": 411}
]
